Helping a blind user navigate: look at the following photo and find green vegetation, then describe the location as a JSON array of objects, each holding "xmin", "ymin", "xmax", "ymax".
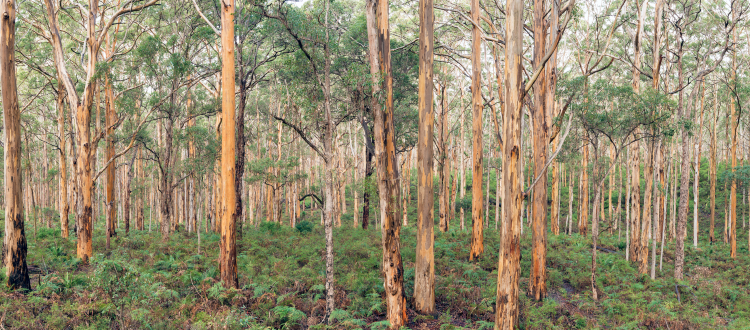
[{"xmin": 2, "ymin": 211, "xmax": 748, "ymax": 329}]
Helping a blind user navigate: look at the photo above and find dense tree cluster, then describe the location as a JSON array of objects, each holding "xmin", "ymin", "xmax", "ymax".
[{"xmin": 2, "ymin": 0, "xmax": 750, "ymax": 328}]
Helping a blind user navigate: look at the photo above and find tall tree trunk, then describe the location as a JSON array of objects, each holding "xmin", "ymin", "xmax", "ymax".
[
  {"xmin": 214, "ymin": 100, "xmax": 222, "ymax": 231},
  {"xmin": 651, "ymin": 141, "xmax": 661, "ymax": 279},
  {"xmin": 675, "ymin": 34, "xmax": 689, "ymax": 281},
  {"xmin": 469, "ymin": 0, "xmax": 483, "ymax": 259},
  {"xmin": 124, "ymin": 156, "xmax": 135, "ymax": 234},
  {"xmin": 730, "ymin": 6, "xmax": 738, "ymax": 258},
  {"xmin": 373, "ymin": 0, "xmax": 407, "ymax": 326},
  {"xmin": 591, "ymin": 185, "xmax": 602, "ymax": 300},
  {"xmin": 451, "ymin": 144, "xmax": 459, "ymax": 226},
  {"xmin": 628, "ymin": 142, "xmax": 641, "ymax": 264},
  {"xmin": 187, "ymin": 93, "xmax": 196, "ymax": 233},
  {"xmin": 658, "ymin": 143, "xmax": 666, "ymax": 243},
  {"xmin": 550, "ymin": 138, "xmax": 559, "ymax": 236},
  {"xmin": 439, "ymin": 84, "xmax": 450, "ymax": 232},
  {"xmin": 617, "ymin": 159, "xmax": 623, "ymax": 238},
  {"xmin": 460, "ymin": 82, "xmax": 466, "ymax": 231},
  {"xmin": 568, "ymin": 165, "xmax": 575, "ymax": 235},
  {"xmin": 58, "ymin": 81, "xmax": 70, "ymax": 238},
  {"xmin": 484, "ymin": 152, "xmax": 491, "ymax": 228},
  {"xmin": 628, "ymin": 0, "xmax": 645, "ymax": 267},
  {"xmin": 105, "ymin": 73, "xmax": 117, "ymax": 245},
  {"xmin": 160, "ymin": 118, "xmax": 175, "ymax": 239},
  {"xmin": 529, "ymin": 0, "xmax": 548, "ymax": 300},
  {"xmin": 580, "ymin": 146, "xmax": 589, "ymax": 236},
  {"xmin": 219, "ymin": 0, "xmax": 238, "ymax": 289},
  {"xmin": 362, "ymin": 132, "xmax": 374, "ymax": 229},
  {"xmin": 2, "ymin": 0, "xmax": 30, "ymax": 289},
  {"xmin": 71, "ymin": 2, "xmax": 100, "ymax": 261},
  {"xmin": 415, "ymin": 0, "xmax": 435, "ymax": 312},
  {"xmin": 236, "ymin": 74, "xmax": 247, "ymax": 240},
  {"xmin": 609, "ymin": 145, "xmax": 615, "ymax": 233},
  {"xmin": 693, "ymin": 81, "xmax": 705, "ymax": 247},
  {"xmin": 352, "ymin": 126, "xmax": 360, "ymax": 228},
  {"xmin": 640, "ymin": 140, "xmax": 653, "ymax": 275},
  {"xmin": 495, "ymin": 0, "xmax": 522, "ymax": 325},
  {"xmin": 402, "ymin": 151, "xmax": 411, "ymax": 226},
  {"xmin": 136, "ymin": 146, "xmax": 144, "ymax": 230},
  {"xmin": 710, "ymin": 87, "xmax": 717, "ymax": 244}
]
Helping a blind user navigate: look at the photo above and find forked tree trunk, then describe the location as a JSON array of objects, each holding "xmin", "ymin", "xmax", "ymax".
[
  {"xmin": 414, "ymin": 0, "xmax": 435, "ymax": 312},
  {"xmin": 2, "ymin": 0, "xmax": 31, "ymax": 289}
]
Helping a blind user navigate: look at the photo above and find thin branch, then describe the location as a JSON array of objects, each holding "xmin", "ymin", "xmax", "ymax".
[
  {"xmin": 191, "ymin": 0, "xmax": 221, "ymax": 36},
  {"xmin": 523, "ymin": 108, "xmax": 574, "ymax": 197}
]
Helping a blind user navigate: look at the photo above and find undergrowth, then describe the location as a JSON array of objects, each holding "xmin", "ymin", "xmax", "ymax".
[{"xmin": 0, "ymin": 212, "xmax": 749, "ymax": 329}]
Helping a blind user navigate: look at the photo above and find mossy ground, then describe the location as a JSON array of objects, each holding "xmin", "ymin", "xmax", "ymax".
[{"xmin": 1, "ymin": 207, "xmax": 748, "ymax": 329}]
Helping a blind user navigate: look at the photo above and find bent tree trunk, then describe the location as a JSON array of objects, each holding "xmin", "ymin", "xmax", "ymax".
[{"xmin": 2, "ymin": 0, "xmax": 31, "ymax": 290}]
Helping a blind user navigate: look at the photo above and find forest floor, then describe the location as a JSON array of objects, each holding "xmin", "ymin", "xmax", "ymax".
[{"xmin": 1, "ymin": 214, "xmax": 749, "ymax": 329}]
